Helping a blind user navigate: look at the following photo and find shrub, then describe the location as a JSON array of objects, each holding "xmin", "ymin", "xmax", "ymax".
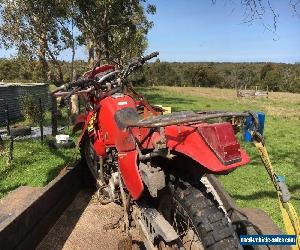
[{"xmin": 21, "ymin": 95, "xmax": 42, "ymax": 124}]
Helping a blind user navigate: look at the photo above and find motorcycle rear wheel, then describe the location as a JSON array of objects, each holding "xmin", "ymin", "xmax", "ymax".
[{"xmin": 158, "ymin": 177, "xmax": 241, "ymax": 250}]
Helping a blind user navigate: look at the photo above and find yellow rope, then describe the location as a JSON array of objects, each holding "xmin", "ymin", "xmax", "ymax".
[{"xmin": 254, "ymin": 141, "xmax": 300, "ymax": 249}]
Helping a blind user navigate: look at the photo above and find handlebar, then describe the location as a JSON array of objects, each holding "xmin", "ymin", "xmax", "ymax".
[
  {"xmin": 51, "ymin": 51, "xmax": 159, "ymax": 98},
  {"xmin": 141, "ymin": 51, "xmax": 159, "ymax": 63}
]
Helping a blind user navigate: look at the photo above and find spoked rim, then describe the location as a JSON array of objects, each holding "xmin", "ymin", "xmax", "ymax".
[
  {"xmin": 159, "ymin": 194, "xmax": 204, "ymax": 250},
  {"xmin": 171, "ymin": 198, "xmax": 204, "ymax": 250}
]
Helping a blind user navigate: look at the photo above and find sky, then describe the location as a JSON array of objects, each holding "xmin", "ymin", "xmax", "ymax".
[{"xmin": 1, "ymin": 1, "xmax": 300, "ymax": 63}]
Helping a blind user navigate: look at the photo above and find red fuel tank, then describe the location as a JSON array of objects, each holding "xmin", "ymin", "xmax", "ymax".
[{"xmin": 98, "ymin": 93, "xmax": 137, "ymax": 152}]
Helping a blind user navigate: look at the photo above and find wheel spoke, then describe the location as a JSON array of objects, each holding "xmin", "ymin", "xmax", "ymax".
[{"xmin": 171, "ymin": 199, "xmax": 203, "ymax": 250}]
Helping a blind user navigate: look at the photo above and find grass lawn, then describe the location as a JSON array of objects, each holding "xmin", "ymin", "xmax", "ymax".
[
  {"xmin": 0, "ymin": 132, "xmax": 79, "ymax": 199},
  {"xmin": 0, "ymin": 106, "xmax": 79, "ymax": 199},
  {"xmin": 139, "ymin": 86, "xmax": 300, "ymax": 230}
]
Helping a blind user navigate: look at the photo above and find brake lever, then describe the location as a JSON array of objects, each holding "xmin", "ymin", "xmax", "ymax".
[{"xmin": 64, "ymin": 87, "xmax": 79, "ymax": 100}]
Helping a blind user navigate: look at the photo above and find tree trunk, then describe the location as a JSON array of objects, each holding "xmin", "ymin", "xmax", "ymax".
[
  {"xmin": 38, "ymin": 34, "xmax": 49, "ymax": 81},
  {"xmin": 87, "ymin": 38, "xmax": 95, "ymax": 68},
  {"xmin": 95, "ymin": 43, "xmax": 102, "ymax": 63},
  {"xmin": 103, "ymin": 3, "xmax": 110, "ymax": 60},
  {"xmin": 71, "ymin": 69, "xmax": 79, "ymax": 115},
  {"xmin": 70, "ymin": 20, "xmax": 76, "ymax": 81}
]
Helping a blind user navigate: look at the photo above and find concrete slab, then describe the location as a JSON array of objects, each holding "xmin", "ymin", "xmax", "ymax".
[{"xmin": 0, "ymin": 186, "xmax": 42, "ymax": 227}]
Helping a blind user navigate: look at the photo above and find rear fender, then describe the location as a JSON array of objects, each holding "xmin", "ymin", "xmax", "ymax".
[
  {"xmin": 138, "ymin": 123, "xmax": 250, "ymax": 173},
  {"xmin": 164, "ymin": 124, "xmax": 250, "ymax": 173}
]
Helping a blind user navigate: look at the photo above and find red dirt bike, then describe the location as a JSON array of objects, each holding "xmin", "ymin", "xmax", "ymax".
[{"xmin": 53, "ymin": 52, "xmax": 251, "ymax": 249}]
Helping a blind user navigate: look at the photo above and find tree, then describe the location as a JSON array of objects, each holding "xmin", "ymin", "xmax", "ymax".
[
  {"xmin": 73, "ymin": 0, "xmax": 155, "ymax": 66},
  {"xmin": 260, "ymin": 63, "xmax": 274, "ymax": 80},
  {"xmin": 261, "ymin": 68, "xmax": 282, "ymax": 91},
  {"xmin": 0, "ymin": 0, "xmax": 72, "ymax": 83}
]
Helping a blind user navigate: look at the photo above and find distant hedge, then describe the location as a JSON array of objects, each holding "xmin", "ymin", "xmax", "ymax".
[{"xmin": 0, "ymin": 58, "xmax": 299, "ymax": 93}]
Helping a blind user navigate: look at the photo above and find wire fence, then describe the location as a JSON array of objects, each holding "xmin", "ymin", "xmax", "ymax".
[
  {"xmin": 0, "ymin": 93, "xmax": 50, "ymax": 125},
  {"xmin": 0, "ymin": 93, "xmax": 58, "ymax": 165},
  {"xmin": 0, "ymin": 88, "xmax": 86, "ymax": 165}
]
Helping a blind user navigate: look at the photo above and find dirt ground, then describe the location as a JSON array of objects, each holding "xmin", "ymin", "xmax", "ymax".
[{"xmin": 37, "ymin": 191, "xmax": 146, "ymax": 250}]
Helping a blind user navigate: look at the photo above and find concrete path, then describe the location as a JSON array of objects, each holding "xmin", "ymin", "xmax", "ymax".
[{"xmin": 37, "ymin": 191, "xmax": 145, "ymax": 250}]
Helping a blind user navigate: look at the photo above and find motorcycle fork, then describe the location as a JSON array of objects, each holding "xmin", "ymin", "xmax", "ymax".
[{"xmin": 118, "ymin": 168, "xmax": 130, "ymax": 232}]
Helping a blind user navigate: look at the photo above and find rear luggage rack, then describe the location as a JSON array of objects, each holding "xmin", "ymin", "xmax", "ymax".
[{"xmin": 129, "ymin": 111, "xmax": 249, "ymax": 128}]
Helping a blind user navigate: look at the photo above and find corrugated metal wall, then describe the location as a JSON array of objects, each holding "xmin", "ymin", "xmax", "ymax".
[{"xmin": 0, "ymin": 83, "xmax": 49, "ymax": 124}]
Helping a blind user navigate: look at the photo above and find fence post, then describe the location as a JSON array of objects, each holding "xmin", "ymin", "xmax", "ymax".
[
  {"xmin": 5, "ymin": 104, "xmax": 13, "ymax": 164},
  {"xmin": 0, "ymin": 101, "xmax": 4, "ymax": 152},
  {"xmin": 51, "ymin": 96, "xmax": 58, "ymax": 136},
  {"xmin": 39, "ymin": 98, "xmax": 44, "ymax": 143},
  {"xmin": 6, "ymin": 103, "xmax": 10, "ymax": 136},
  {"xmin": 8, "ymin": 136, "xmax": 14, "ymax": 165},
  {"xmin": 0, "ymin": 134, "xmax": 4, "ymax": 152}
]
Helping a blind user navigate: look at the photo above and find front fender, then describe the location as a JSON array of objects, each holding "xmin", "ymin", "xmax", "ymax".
[
  {"xmin": 118, "ymin": 150, "xmax": 143, "ymax": 200},
  {"xmin": 72, "ymin": 114, "xmax": 87, "ymax": 134}
]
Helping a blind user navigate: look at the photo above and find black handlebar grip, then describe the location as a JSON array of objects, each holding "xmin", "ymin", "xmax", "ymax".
[
  {"xmin": 70, "ymin": 79, "xmax": 90, "ymax": 88},
  {"xmin": 51, "ymin": 84, "xmax": 66, "ymax": 95},
  {"xmin": 141, "ymin": 51, "xmax": 159, "ymax": 62}
]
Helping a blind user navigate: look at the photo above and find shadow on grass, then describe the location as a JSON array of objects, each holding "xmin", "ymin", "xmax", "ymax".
[
  {"xmin": 46, "ymin": 144, "xmax": 74, "ymax": 183},
  {"xmin": 0, "ymin": 163, "xmax": 20, "ymax": 183},
  {"xmin": 47, "ymin": 143, "xmax": 72, "ymax": 163},
  {"xmin": 232, "ymin": 184, "xmax": 300, "ymax": 201}
]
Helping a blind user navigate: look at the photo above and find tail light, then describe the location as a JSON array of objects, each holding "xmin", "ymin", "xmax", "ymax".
[{"xmin": 198, "ymin": 122, "xmax": 242, "ymax": 165}]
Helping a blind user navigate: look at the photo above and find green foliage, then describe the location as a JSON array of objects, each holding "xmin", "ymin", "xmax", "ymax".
[
  {"xmin": 0, "ymin": 57, "xmax": 299, "ymax": 93},
  {"xmin": 20, "ymin": 95, "xmax": 42, "ymax": 124},
  {"xmin": 290, "ymin": 78, "xmax": 300, "ymax": 93},
  {"xmin": 72, "ymin": 0, "xmax": 155, "ymax": 65},
  {"xmin": 260, "ymin": 63, "xmax": 274, "ymax": 80},
  {"xmin": 261, "ymin": 69, "xmax": 282, "ymax": 91},
  {"xmin": 130, "ymin": 61, "xmax": 300, "ymax": 93},
  {"xmin": 0, "ymin": 0, "xmax": 154, "ymax": 82},
  {"xmin": 0, "ymin": 0, "xmax": 72, "ymax": 82}
]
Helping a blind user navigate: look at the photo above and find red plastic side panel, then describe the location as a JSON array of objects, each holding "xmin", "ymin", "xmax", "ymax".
[{"xmin": 118, "ymin": 150, "xmax": 143, "ymax": 200}]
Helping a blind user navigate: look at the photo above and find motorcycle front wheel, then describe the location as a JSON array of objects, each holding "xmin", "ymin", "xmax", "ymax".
[
  {"xmin": 80, "ymin": 135, "xmax": 100, "ymax": 187},
  {"xmin": 158, "ymin": 177, "xmax": 241, "ymax": 250}
]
